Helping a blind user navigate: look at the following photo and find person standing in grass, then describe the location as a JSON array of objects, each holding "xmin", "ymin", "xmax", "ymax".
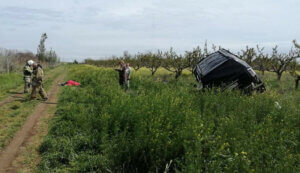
[
  {"xmin": 23, "ymin": 60, "xmax": 34, "ymax": 93},
  {"xmin": 296, "ymin": 71, "xmax": 300, "ymax": 89},
  {"xmin": 114, "ymin": 60, "xmax": 127, "ymax": 87},
  {"xmin": 125, "ymin": 63, "xmax": 132, "ymax": 89},
  {"xmin": 31, "ymin": 63, "xmax": 48, "ymax": 101}
]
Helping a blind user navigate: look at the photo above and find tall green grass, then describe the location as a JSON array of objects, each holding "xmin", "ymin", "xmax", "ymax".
[
  {"xmin": 38, "ymin": 65, "xmax": 299, "ymax": 172},
  {"xmin": 0, "ymin": 73, "xmax": 22, "ymax": 100}
]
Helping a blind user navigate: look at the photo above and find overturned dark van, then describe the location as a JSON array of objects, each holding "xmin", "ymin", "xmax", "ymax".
[{"xmin": 193, "ymin": 49, "xmax": 266, "ymax": 93}]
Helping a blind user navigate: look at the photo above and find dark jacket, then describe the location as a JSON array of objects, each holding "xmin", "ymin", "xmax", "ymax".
[{"xmin": 115, "ymin": 65, "xmax": 127, "ymax": 85}]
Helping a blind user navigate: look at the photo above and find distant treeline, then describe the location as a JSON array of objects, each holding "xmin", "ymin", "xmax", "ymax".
[
  {"xmin": 0, "ymin": 32, "xmax": 60, "ymax": 73},
  {"xmin": 85, "ymin": 40, "xmax": 300, "ymax": 80}
]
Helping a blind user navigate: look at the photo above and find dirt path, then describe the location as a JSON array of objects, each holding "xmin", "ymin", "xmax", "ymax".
[{"xmin": 0, "ymin": 74, "xmax": 65, "ymax": 173}]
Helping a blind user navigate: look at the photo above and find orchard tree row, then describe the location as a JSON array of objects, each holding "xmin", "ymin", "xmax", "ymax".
[{"xmin": 85, "ymin": 40, "xmax": 300, "ymax": 80}]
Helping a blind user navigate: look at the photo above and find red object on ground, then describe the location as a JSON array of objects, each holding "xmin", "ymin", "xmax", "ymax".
[{"xmin": 66, "ymin": 80, "xmax": 80, "ymax": 86}]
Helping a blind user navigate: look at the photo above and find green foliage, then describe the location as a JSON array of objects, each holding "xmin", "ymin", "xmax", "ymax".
[
  {"xmin": 163, "ymin": 47, "xmax": 190, "ymax": 79},
  {"xmin": 130, "ymin": 54, "xmax": 144, "ymax": 71},
  {"xmin": 142, "ymin": 51, "xmax": 162, "ymax": 75},
  {"xmin": 36, "ymin": 33, "xmax": 60, "ymax": 65},
  {"xmin": 252, "ymin": 46, "xmax": 270, "ymax": 75},
  {"xmin": 38, "ymin": 65, "xmax": 299, "ymax": 172},
  {"xmin": 84, "ymin": 43, "xmax": 214, "ymax": 79},
  {"xmin": 241, "ymin": 46, "xmax": 256, "ymax": 66},
  {"xmin": 185, "ymin": 46, "xmax": 205, "ymax": 71},
  {"xmin": 269, "ymin": 46, "xmax": 296, "ymax": 80},
  {"xmin": 45, "ymin": 48, "xmax": 59, "ymax": 66},
  {"xmin": 37, "ymin": 33, "xmax": 48, "ymax": 62}
]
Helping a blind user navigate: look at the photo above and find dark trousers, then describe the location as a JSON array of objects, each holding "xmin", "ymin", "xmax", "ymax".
[
  {"xmin": 119, "ymin": 77, "xmax": 125, "ymax": 86},
  {"xmin": 296, "ymin": 76, "xmax": 300, "ymax": 89},
  {"xmin": 31, "ymin": 84, "xmax": 47, "ymax": 99}
]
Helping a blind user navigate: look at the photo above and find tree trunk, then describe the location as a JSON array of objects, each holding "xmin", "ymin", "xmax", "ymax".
[
  {"xmin": 175, "ymin": 70, "xmax": 182, "ymax": 79},
  {"xmin": 151, "ymin": 68, "xmax": 158, "ymax": 76},
  {"xmin": 277, "ymin": 72, "xmax": 282, "ymax": 81},
  {"xmin": 261, "ymin": 70, "xmax": 265, "ymax": 75}
]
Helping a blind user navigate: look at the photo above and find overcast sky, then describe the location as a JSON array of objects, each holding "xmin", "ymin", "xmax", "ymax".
[{"xmin": 0, "ymin": 0, "xmax": 299, "ymax": 62}]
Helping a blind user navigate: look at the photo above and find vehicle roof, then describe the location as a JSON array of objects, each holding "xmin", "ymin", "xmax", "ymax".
[{"xmin": 195, "ymin": 49, "xmax": 250, "ymax": 76}]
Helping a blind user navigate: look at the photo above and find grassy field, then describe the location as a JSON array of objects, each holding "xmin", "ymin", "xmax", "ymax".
[
  {"xmin": 0, "ymin": 73, "xmax": 23, "ymax": 101},
  {"xmin": 0, "ymin": 66, "xmax": 66, "ymax": 150},
  {"xmin": 37, "ymin": 65, "xmax": 299, "ymax": 172}
]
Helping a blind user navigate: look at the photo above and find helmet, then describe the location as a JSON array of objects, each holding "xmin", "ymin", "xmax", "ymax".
[{"xmin": 27, "ymin": 60, "xmax": 34, "ymax": 66}]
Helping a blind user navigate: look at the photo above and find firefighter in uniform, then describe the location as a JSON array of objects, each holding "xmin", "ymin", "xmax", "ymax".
[
  {"xmin": 23, "ymin": 60, "xmax": 34, "ymax": 93},
  {"xmin": 31, "ymin": 63, "xmax": 48, "ymax": 101}
]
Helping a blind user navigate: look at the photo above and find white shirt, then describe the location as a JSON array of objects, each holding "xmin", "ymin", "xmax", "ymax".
[{"xmin": 125, "ymin": 67, "xmax": 132, "ymax": 79}]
